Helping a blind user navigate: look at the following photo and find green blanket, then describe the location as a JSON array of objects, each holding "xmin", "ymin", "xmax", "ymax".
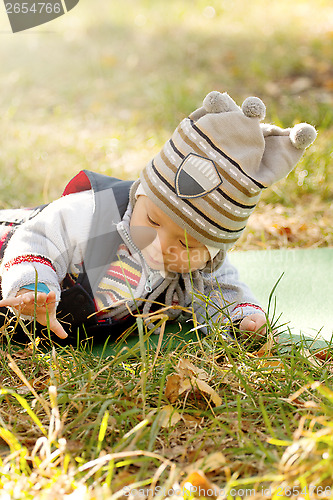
[
  {"xmin": 92, "ymin": 248, "xmax": 333, "ymax": 357},
  {"xmin": 229, "ymin": 248, "xmax": 333, "ymax": 342}
]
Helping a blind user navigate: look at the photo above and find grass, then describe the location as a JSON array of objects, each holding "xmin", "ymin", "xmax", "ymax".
[
  {"xmin": 0, "ymin": 0, "xmax": 333, "ymax": 497},
  {"xmin": 1, "ymin": 317, "xmax": 333, "ymax": 498}
]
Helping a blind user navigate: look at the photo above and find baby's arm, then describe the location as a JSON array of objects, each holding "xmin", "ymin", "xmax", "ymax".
[
  {"xmin": 0, "ymin": 191, "xmax": 94, "ymax": 335},
  {"xmin": 198, "ymin": 254, "xmax": 267, "ymax": 338}
]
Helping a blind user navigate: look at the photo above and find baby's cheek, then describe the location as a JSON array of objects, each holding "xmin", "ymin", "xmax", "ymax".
[
  {"xmin": 165, "ymin": 253, "xmax": 189, "ymax": 273},
  {"xmin": 188, "ymin": 249, "xmax": 209, "ymax": 270}
]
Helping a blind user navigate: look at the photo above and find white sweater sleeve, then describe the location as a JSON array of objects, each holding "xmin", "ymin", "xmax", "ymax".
[
  {"xmin": 0, "ymin": 191, "xmax": 94, "ymax": 302},
  {"xmin": 193, "ymin": 254, "xmax": 265, "ymax": 335}
]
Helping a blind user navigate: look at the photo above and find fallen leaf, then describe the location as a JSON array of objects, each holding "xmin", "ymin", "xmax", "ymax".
[
  {"xmin": 165, "ymin": 374, "xmax": 181, "ymax": 404},
  {"xmin": 185, "ymin": 451, "xmax": 227, "ymax": 474},
  {"xmin": 177, "ymin": 358, "xmax": 208, "ymax": 380},
  {"xmin": 159, "ymin": 405, "xmax": 182, "ymax": 428},
  {"xmin": 259, "ymin": 360, "xmax": 285, "ymax": 371},
  {"xmin": 8, "ymin": 349, "xmax": 31, "ymax": 360},
  {"xmin": 303, "ymin": 401, "xmax": 319, "ymax": 408},
  {"xmin": 182, "ymin": 414, "xmax": 202, "ymax": 427},
  {"xmin": 313, "ymin": 349, "xmax": 333, "ymax": 361},
  {"xmin": 165, "ymin": 373, "xmax": 192, "ymax": 403},
  {"xmin": 254, "ymin": 332, "xmax": 275, "ymax": 357},
  {"xmin": 194, "ymin": 379, "xmax": 222, "ymax": 407},
  {"xmin": 324, "ymin": 78, "xmax": 333, "ymax": 90},
  {"xmin": 165, "ymin": 358, "xmax": 221, "ymax": 407},
  {"xmin": 282, "ymin": 396, "xmax": 319, "ymax": 409}
]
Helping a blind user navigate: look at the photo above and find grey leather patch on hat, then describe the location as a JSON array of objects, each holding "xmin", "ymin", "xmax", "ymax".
[{"xmin": 175, "ymin": 153, "xmax": 222, "ymax": 199}]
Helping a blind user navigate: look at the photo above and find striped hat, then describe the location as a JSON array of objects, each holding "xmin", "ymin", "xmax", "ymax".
[{"xmin": 134, "ymin": 91, "xmax": 316, "ymax": 252}]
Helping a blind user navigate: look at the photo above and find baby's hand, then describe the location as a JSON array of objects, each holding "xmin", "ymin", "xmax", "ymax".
[
  {"xmin": 239, "ymin": 313, "xmax": 267, "ymax": 339},
  {"xmin": 0, "ymin": 289, "xmax": 68, "ymax": 339}
]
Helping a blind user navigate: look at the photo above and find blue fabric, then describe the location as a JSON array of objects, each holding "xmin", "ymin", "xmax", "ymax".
[{"xmin": 21, "ymin": 283, "xmax": 50, "ymax": 294}]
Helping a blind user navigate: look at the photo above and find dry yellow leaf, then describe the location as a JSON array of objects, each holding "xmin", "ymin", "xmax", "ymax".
[
  {"xmin": 177, "ymin": 358, "xmax": 208, "ymax": 380},
  {"xmin": 165, "ymin": 373, "xmax": 181, "ymax": 403},
  {"xmin": 182, "ymin": 414, "xmax": 202, "ymax": 427},
  {"xmin": 165, "ymin": 373, "xmax": 192, "ymax": 403},
  {"xmin": 259, "ymin": 360, "xmax": 285, "ymax": 370},
  {"xmin": 159, "ymin": 405, "xmax": 182, "ymax": 428},
  {"xmin": 186, "ymin": 451, "xmax": 227, "ymax": 473},
  {"xmin": 194, "ymin": 378, "xmax": 222, "ymax": 407},
  {"xmin": 165, "ymin": 358, "xmax": 222, "ymax": 407}
]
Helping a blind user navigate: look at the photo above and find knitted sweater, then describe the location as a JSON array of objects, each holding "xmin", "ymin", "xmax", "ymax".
[{"xmin": 0, "ymin": 175, "xmax": 265, "ymax": 337}]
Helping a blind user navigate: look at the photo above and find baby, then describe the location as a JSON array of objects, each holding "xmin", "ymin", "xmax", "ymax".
[{"xmin": 0, "ymin": 91, "xmax": 316, "ymax": 342}]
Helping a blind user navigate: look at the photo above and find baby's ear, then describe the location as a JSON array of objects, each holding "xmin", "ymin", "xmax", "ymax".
[{"xmin": 255, "ymin": 123, "xmax": 317, "ymax": 186}]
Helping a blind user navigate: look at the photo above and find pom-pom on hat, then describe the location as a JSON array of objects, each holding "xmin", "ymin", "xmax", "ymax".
[{"xmin": 132, "ymin": 91, "xmax": 316, "ymax": 253}]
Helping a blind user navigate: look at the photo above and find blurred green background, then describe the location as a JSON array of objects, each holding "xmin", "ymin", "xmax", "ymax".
[{"xmin": 0, "ymin": 0, "xmax": 332, "ymax": 247}]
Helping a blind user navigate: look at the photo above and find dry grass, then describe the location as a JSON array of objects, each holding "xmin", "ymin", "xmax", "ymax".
[
  {"xmin": 1, "ymin": 322, "xmax": 333, "ymax": 499},
  {"xmin": 236, "ymin": 199, "xmax": 332, "ymax": 251}
]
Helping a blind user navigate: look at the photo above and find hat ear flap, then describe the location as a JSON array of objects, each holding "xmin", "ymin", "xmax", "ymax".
[
  {"xmin": 254, "ymin": 123, "xmax": 317, "ymax": 186},
  {"xmin": 188, "ymin": 105, "xmax": 208, "ymax": 122}
]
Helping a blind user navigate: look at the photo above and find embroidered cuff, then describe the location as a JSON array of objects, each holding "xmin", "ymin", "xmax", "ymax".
[
  {"xmin": 3, "ymin": 254, "xmax": 56, "ymax": 272},
  {"xmin": 231, "ymin": 302, "xmax": 266, "ymax": 322}
]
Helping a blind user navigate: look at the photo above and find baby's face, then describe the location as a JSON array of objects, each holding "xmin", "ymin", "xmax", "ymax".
[{"xmin": 130, "ymin": 196, "xmax": 210, "ymax": 274}]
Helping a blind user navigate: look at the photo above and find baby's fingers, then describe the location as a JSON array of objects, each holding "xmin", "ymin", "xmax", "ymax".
[
  {"xmin": 0, "ymin": 292, "xmax": 36, "ymax": 309},
  {"xmin": 49, "ymin": 318, "xmax": 68, "ymax": 339},
  {"xmin": 18, "ymin": 292, "xmax": 50, "ymax": 311},
  {"xmin": 0, "ymin": 296, "xmax": 19, "ymax": 308},
  {"xmin": 43, "ymin": 291, "xmax": 68, "ymax": 339},
  {"xmin": 35, "ymin": 292, "xmax": 49, "ymax": 307},
  {"xmin": 45, "ymin": 290, "xmax": 57, "ymax": 308},
  {"xmin": 239, "ymin": 315, "xmax": 267, "ymax": 339}
]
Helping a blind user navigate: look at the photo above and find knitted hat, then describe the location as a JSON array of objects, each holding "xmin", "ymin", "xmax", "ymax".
[{"xmin": 131, "ymin": 91, "xmax": 316, "ymax": 253}]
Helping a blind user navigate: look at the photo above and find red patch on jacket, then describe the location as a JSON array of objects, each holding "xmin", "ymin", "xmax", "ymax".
[{"xmin": 62, "ymin": 171, "xmax": 91, "ymax": 197}]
